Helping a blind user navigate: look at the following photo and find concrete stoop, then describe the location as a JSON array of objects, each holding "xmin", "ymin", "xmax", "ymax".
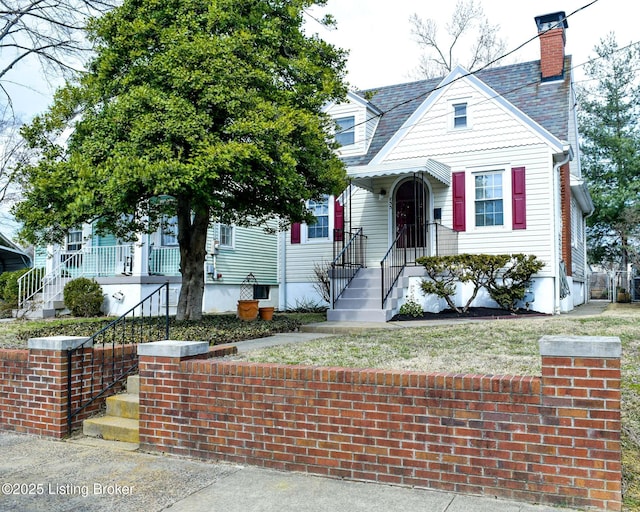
[{"xmin": 83, "ymin": 375, "xmax": 139, "ymax": 444}]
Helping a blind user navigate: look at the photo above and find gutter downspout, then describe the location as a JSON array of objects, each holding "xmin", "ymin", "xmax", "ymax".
[
  {"xmin": 553, "ymin": 145, "xmax": 572, "ymax": 314},
  {"xmin": 280, "ymin": 230, "xmax": 287, "ymax": 311}
]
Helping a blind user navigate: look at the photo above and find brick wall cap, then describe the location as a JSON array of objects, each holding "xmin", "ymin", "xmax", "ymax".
[
  {"xmin": 27, "ymin": 336, "xmax": 92, "ymax": 351},
  {"xmin": 539, "ymin": 335, "xmax": 621, "ymax": 358},
  {"xmin": 138, "ymin": 340, "xmax": 209, "ymax": 358}
]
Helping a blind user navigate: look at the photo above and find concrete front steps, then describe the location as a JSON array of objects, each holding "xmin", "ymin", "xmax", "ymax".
[
  {"xmin": 327, "ymin": 267, "xmax": 405, "ymax": 323},
  {"xmin": 13, "ymin": 296, "xmax": 66, "ymax": 319},
  {"xmin": 83, "ymin": 375, "xmax": 139, "ymax": 444}
]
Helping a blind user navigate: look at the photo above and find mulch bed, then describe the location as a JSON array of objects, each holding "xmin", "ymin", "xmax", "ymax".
[{"xmin": 391, "ymin": 307, "xmax": 548, "ymax": 322}]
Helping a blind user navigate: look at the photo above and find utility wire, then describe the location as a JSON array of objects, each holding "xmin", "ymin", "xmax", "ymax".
[
  {"xmin": 334, "ymin": 0, "xmax": 601, "ymax": 137},
  {"xmin": 346, "ymin": 38, "xmax": 640, "ymax": 147}
]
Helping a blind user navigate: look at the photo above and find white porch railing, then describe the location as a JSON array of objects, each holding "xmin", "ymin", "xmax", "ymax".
[
  {"xmin": 18, "ymin": 245, "xmax": 136, "ymax": 309},
  {"xmin": 149, "ymin": 246, "xmax": 181, "ymax": 276}
]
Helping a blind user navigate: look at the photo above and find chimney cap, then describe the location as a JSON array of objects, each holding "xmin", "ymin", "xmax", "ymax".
[{"xmin": 535, "ymin": 11, "xmax": 568, "ymax": 32}]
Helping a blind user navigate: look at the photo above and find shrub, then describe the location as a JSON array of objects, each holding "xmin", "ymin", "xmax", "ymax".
[
  {"xmin": 312, "ymin": 260, "xmax": 331, "ymax": 304},
  {"xmin": 484, "ymin": 254, "xmax": 544, "ymax": 312},
  {"xmin": 0, "ymin": 268, "xmax": 34, "ymax": 310},
  {"xmin": 416, "ymin": 253, "xmax": 543, "ymax": 313},
  {"xmin": 63, "ymin": 278, "xmax": 104, "ymax": 317},
  {"xmin": 399, "ymin": 298, "xmax": 423, "ymax": 317}
]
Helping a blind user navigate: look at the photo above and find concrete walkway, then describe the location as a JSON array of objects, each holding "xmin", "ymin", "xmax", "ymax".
[{"xmin": 0, "ymin": 432, "xmax": 577, "ymax": 512}]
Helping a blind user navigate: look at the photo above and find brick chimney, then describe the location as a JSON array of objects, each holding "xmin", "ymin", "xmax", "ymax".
[{"xmin": 534, "ymin": 12, "xmax": 568, "ymax": 81}]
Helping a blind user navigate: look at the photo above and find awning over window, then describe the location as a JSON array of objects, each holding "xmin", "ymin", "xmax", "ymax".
[{"xmin": 347, "ymin": 158, "xmax": 451, "ymax": 191}]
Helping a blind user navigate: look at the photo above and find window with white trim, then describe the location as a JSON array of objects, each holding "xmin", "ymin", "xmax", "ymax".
[
  {"xmin": 219, "ymin": 224, "xmax": 234, "ymax": 248},
  {"xmin": 161, "ymin": 216, "xmax": 179, "ymax": 246},
  {"xmin": 453, "ymin": 103, "xmax": 467, "ymax": 128},
  {"xmin": 307, "ymin": 196, "xmax": 329, "ymax": 239},
  {"xmin": 474, "ymin": 172, "xmax": 504, "ymax": 227},
  {"xmin": 335, "ymin": 116, "xmax": 355, "ymax": 146},
  {"xmin": 66, "ymin": 229, "xmax": 83, "ymax": 252}
]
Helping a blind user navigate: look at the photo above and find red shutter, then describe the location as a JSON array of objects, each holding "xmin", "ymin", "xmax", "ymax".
[
  {"xmin": 512, "ymin": 167, "xmax": 526, "ymax": 230},
  {"xmin": 291, "ymin": 222, "xmax": 301, "ymax": 244},
  {"xmin": 452, "ymin": 171, "xmax": 466, "ymax": 232},
  {"xmin": 334, "ymin": 198, "xmax": 344, "ymax": 241}
]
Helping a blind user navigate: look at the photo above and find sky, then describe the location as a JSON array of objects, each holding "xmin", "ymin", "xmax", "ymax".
[
  {"xmin": 306, "ymin": 0, "xmax": 636, "ymax": 91},
  {"xmin": 8, "ymin": 0, "xmax": 637, "ymax": 120},
  {"xmin": 1, "ymin": 0, "xmax": 636, "ymax": 238}
]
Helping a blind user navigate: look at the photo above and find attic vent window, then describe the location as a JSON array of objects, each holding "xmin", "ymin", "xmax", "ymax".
[
  {"xmin": 335, "ymin": 116, "xmax": 355, "ymax": 146},
  {"xmin": 453, "ymin": 103, "xmax": 467, "ymax": 128}
]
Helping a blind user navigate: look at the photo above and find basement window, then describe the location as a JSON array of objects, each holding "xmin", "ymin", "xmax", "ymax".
[{"xmin": 253, "ymin": 285, "xmax": 270, "ymax": 300}]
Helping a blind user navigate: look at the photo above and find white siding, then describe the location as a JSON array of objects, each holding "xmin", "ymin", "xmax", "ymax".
[
  {"xmin": 384, "ymin": 79, "xmax": 556, "ymax": 162},
  {"xmin": 328, "ymin": 97, "xmax": 379, "ymax": 158},
  {"xmin": 571, "ymin": 198, "xmax": 587, "ymax": 280}
]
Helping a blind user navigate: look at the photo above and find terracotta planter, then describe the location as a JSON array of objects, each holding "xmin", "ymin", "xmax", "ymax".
[
  {"xmin": 259, "ymin": 306, "xmax": 275, "ymax": 321},
  {"xmin": 237, "ymin": 299, "xmax": 259, "ymax": 321}
]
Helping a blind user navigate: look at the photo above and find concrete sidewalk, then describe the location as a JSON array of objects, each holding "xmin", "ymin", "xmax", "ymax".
[{"xmin": 0, "ymin": 432, "xmax": 577, "ymax": 512}]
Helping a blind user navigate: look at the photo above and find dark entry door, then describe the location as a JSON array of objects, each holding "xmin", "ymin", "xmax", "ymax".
[{"xmin": 395, "ymin": 179, "xmax": 428, "ymax": 249}]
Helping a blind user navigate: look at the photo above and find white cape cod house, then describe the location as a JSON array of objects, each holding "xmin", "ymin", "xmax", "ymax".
[{"xmin": 280, "ymin": 12, "xmax": 594, "ymax": 321}]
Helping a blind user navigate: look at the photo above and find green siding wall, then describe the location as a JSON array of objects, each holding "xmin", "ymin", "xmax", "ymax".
[{"xmin": 206, "ymin": 222, "xmax": 278, "ymax": 285}]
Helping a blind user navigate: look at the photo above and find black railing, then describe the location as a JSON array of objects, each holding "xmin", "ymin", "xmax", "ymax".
[
  {"xmin": 66, "ymin": 282, "xmax": 170, "ymax": 434},
  {"xmin": 381, "ymin": 223, "xmax": 459, "ymax": 308},
  {"xmin": 331, "ymin": 228, "xmax": 367, "ymax": 307},
  {"xmin": 381, "ymin": 225, "xmax": 409, "ymax": 309}
]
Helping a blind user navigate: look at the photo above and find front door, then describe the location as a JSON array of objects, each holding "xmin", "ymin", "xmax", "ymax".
[{"xmin": 394, "ymin": 179, "xmax": 428, "ymax": 249}]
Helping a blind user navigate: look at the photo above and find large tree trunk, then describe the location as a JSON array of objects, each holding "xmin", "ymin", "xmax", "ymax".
[{"xmin": 176, "ymin": 200, "xmax": 209, "ymax": 321}]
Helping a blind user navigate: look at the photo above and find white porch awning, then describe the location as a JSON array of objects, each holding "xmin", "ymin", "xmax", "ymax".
[{"xmin": 347, "ymin": 158, "xmax": 451, "ymax": 191}]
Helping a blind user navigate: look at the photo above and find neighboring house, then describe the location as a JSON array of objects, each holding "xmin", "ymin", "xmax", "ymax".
[
  {"xmin": 281, "ymin": 12, "xmax": 594, "ymax": 321},
  {"xmin": 22, "ymin": 220, "xmax": 278, "ymax": 317},
  {"xmin": 0, "ymin": 232, "xmax": 31, "ymax": 273}
]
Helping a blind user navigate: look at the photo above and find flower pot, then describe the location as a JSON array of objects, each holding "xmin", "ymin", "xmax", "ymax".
[
  {"xmin": 237, "ymin": 299, "xmax": 259, "ymax": 321},
  {"xmin": 617, "ymin": 292, "xmax": 631, "ymax": 303},
  {"xmin": 259, "ymin": 306, "xmax": 275, "ymax": 321}
]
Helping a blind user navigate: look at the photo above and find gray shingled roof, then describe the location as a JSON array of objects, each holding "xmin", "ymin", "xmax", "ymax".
[{"xmin": 343, "ymin": 57, "xmax": 571, "ymax": 167}]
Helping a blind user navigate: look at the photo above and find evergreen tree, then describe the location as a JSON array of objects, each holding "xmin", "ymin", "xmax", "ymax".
[{"xmin": 578, "ymin": 33, "xmax": 640, "ymax": 269}]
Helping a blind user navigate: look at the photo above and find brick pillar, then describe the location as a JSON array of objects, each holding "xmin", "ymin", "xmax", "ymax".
[
  {"xmin": 24, "ymin": 336, "xmax": 91, "ymax": 438},
  {"xmin": 539, "ymin": 335, "xmax": 622, "ymax": 511},
  {"xmin": 137, "ymin": 340, "xmax": 210, "ymax": 454}
]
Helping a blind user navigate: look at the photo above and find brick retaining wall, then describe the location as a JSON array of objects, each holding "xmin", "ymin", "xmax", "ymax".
[
  {"xmin": 0, "ymin": 337, "xmax": 137, "ymax": 437},
  {"xmin": 138, "ymin": 336, "xmax": 622, "ymax": 511}
]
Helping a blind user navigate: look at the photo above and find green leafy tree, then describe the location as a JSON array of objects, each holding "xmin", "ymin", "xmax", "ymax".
[
  {"xmin": 13, "ymin": 0, "xmax": 348, "ymax": 320},
  {"xmin": 578, "ymin": 34, "xmax": 640, "ymax": 269}
]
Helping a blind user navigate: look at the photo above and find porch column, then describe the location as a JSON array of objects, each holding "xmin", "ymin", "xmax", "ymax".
[{"xmin": 131, "ymin": 234, "xmax": 148, "ymax": 277}]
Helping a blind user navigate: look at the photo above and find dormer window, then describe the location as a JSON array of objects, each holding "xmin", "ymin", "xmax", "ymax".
[
  {"xmin": 335, "ymin": 116, "xmax": 355, "ymax": 146},
  {"xmin": 453, "ymin": 103, "xmax": 467, "ymax": 128}
]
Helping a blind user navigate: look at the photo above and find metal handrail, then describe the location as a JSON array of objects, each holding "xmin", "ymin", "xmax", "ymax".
[
  {"xmin": 380, "ymin": 225, "xmax": 408, "ymax": 309},
  {"xmin": 330, "ymin": 228, "xmax": 366, "ymax": 307},
  {"xmin": 66, "ymin": 282, "xmax": 170, "ymax": 434}
]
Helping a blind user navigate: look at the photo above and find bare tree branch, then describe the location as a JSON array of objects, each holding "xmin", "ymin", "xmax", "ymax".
[
  {"xmin": 0, "ymin": 0, "xmax": 118, "ymax": 120},
  {"xmin": 411, "ymin": 0, "xmax": 507, "ymax": 79}
]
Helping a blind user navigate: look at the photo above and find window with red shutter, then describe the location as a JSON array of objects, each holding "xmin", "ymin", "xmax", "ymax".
[
  {"xmin": 290, "ymin": 222, "xmax": 301, "ymax": 244},
  {"xmin": 511, "ymin": 167, "xmax": 526, "ymax": 230},
  {"xmin": 334, "ymin": 198, "xmax": 344, "ymax": 241},
  {"xmin": 452, "ymin": 171, "xmax": 466, "ymax": 232}
]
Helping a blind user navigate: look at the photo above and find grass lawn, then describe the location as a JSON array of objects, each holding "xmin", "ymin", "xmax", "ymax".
[
  {"xmin": 230, "ymin": 303, "xmax": 640, "ymax": 511},
  {"xmin": 0, "ymin": 305, "xmax": 638, "ymax": 509}
]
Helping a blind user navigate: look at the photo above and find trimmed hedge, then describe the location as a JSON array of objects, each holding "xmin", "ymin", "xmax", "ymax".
[{"xmin": 416, "ymin": 253, "xmax": 544, "ymax": 313}]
